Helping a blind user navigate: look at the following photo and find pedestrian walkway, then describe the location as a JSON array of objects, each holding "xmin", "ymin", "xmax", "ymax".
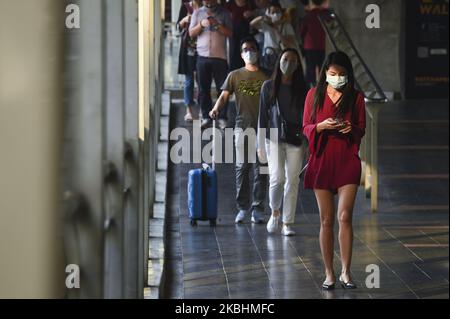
[
  {"xmin": 162, "ymin": 95, "xmax": 449, "ymax": 299},
  {"xmin": 161, "ymin": 29, "xmax": 449, "ymax": 298}
]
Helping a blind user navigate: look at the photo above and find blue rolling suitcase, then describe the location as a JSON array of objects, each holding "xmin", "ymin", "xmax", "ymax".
[
  {"xmin": 187, "ymin": 120, "xmax": 218, "ymax": 227},
  {"xmin": 188, "ymin": 164, "xmax": 218, "ymax": 227}
]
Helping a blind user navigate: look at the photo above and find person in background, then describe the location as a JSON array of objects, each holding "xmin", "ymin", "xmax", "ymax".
[
  {"xmin": 278, "ymin": 0, "xmax": 300, "ymax": 33},
  {"xmin": 296, "ymin": 0, "xmax": 310, "ymax": 53},
  {"xmin": 224, "ymin": 0, "xmax": 256, "ymax": 71},
  {"xmin": 189, "ymin": 0, "xmax": 233, "ymax": 130},
  {"xmin": 250, "ymin": 1, "xmax": 299, "ymax": 74},
  {"xmin": 209, "ymin": 37, "xmax": 269, "ymax": 224},
  {"xmin": 177, "ymin": 0, "xmax": 202, "ymax": 122},
  {"xmin": 302, "ymin": 51, "xmax": 366, "ymax": 290},
  {"xmin": 251, "ymin": 0, "xmax": 271, "ymax": 55},
  {"xmin": 254, "ymin": 0, "xmax": 271, "ymax": 15},
  {"xmin": 257, "ymin": 48, "xmax": 308, "ymax": 236},
  {"xmin": 300, "ymin": 0, "xmax": 328, "ymax": 87}
]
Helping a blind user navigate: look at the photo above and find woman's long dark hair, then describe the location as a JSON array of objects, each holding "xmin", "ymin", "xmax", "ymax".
[
  {"xmin": 269, "ymin": 48, "xmax": 308, "ymax": 115},
  {"xmin": 311, "ymin": 51, "xmax": 357, "ymax": 121}
]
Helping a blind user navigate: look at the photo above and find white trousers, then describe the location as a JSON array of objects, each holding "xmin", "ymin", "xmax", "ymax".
[{"xmin": 265, "ymin": 139, "xmax": 304, "ymax": 224}]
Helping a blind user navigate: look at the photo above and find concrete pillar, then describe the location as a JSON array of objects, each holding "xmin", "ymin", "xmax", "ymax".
[
  {"xmin": 0, "ymin": 0, "xmax": 65, "ymax": 298},
  {"xmin": 63, "ymin": 0, "xmax": 105, "ymax": 299},
  {"xmin": 172, "ymin": 0, "xmax": 182, "ymax": 26}
]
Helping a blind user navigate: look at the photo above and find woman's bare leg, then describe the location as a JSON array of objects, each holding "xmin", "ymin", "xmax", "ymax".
[
  {"xmin": 314, "ymin": 189, "xmax": 336, "ymax": 283},
  {"xmin": 337, "ymin": 184, "xmax": 358, "ymax": 281}
]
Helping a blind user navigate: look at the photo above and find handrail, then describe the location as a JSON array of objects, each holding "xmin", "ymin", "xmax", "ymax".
[{"xmin": 318, "ymin": 10, "xmax": 388, "ymax": 103}]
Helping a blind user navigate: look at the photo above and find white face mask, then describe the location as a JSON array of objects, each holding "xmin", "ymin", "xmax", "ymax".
[
  {"xmin": 242, "ymin": 51, "xmax": 258, "ymax": 65},
  {"xmin": 326, "ymin": 74, "xmax": 348, "ymax": 89},
  {"xmin": 270, "ymin": 12, "xmax": 282, "ymax": 23},
  {"xmin": 280, "ymin": 59, "xmax": 297, "ymax": 75}
]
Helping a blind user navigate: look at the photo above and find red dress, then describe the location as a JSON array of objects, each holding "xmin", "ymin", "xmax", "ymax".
[{"xmin": 302, "ymin": 87, "xmax": 366, "ymax": 193}]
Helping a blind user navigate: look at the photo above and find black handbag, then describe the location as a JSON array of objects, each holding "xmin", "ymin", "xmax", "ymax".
[
  {"xmin": 276, "ymin": 99, "xmax": 304, "ymax": 146},
  {"xmin": 261, "ymin": 47, "xmax": 279, "ymax": 72},
  {"xmin": 180, "ymin": 28, "xmax": 189, "ymax": 50}
]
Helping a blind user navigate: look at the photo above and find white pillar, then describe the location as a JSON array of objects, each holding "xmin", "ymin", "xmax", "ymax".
[{"xmin": 172, "ymin": 0, "xmax": 183, "ymax": 34}]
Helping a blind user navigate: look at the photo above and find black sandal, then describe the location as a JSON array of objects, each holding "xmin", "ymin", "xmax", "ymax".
[
  {"xmin": 339, "ymin": 275, "xmax": 357, "ymax": 289},
  {"xmin": 322, "ymin": 280, "xmax": 336, "ymax": 290}
]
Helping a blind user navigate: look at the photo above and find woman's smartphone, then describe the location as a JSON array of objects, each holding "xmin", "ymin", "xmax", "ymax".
[{"xmin": 333, "ymin": 117, "xmax": 346, "ymax": 128}]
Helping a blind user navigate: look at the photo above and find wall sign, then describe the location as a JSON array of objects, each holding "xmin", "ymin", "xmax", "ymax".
[{"xmin": 404, "ymin": 0, "xmax": 449, "ymax": 99}]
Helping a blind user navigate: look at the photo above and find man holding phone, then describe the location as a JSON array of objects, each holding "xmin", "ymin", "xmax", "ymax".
[{"xmin": 189, "ymin": 0, "xmax": 233, "ymax": 130}]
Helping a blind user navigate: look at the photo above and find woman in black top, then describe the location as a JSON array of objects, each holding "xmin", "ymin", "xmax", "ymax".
[{"xmin": 257, "ymin": 48, "xmax": 308, "ymax": 236}]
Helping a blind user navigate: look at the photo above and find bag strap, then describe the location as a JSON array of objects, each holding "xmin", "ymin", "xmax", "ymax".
[
  {"xmin": 212, "ymin": 119, "xmax": 216, "ymax": 170},
  {"xmin": 276, "ymin": 98, "xmax": 292, "ymax": 126},
  {"xmin": 275, "ymin": 98, "xmax": 283, "ymax": 122}
]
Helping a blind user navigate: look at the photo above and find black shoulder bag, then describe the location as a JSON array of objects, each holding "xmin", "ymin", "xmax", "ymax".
[{"xmin": 276, "ymin": 99, "xmax": 304, "ymax": 146}]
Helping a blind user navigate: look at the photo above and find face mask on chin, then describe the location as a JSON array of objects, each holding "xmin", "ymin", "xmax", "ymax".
[
  {"xmin": 326, "ymin": 74, "xmax": 348, "ymax": 89},
  {"xmin": 242, "ymin": 51, "xmax": 258, "ymax": 65}
]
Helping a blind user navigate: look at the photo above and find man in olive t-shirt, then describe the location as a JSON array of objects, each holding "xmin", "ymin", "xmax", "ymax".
[
  {"xmin": 209, "ymin": 36, "xmax": 268, "ymax": 224},
  {"xmin": 221, "ymin": 67, "xmax": 268, "ymax": 129}
]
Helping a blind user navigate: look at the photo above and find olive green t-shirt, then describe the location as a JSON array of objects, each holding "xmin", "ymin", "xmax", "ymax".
[{"xmin": 221, "ymin": 67, "xmax": 268, "ymax": 129}]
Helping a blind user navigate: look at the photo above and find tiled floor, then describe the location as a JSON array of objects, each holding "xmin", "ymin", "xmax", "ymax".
[{"xmin": 162, "ymin": 38, "xmax": 449, "ymax": 300}]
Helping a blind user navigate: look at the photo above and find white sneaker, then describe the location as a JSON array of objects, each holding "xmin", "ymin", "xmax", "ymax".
[
  {"xmin": 184, "ymin": 112, "xmax": 193, "ymax": 122},
  {"xmin": 266, "ymin": 214, "xmax": 280, "ymax": 233},
  {"xmin": 281, "ymin": 225, "xmax": 296, "ymax": 236},
  {"xmin": 251, "ymin": 210, "xmax": 265, "ymax": 224},
  {"xmin": 201, "ymin": 118, "xmax": 212, "ymax": 129},
  {"xmin": 218, "ymin": 119, "xmax": 227, "ymax": 130},
  {"xmin": 235, "ymin": 210, "xmax": 247, "ymax": 224}
]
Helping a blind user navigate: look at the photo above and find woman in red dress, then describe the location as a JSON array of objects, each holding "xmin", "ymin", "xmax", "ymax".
[{"xmin": 302, "ymin": 51, "xmax": 366, "ymax": 290}]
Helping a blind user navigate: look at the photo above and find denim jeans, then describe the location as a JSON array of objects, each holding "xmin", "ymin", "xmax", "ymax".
[
  {"xmin": 184, "ymin": 73, "xmax": 195, "ymax": 107},
  {"xmin": 235, "ymin": 128, "xmax": 268, "ymax": 212},
  {"xmin": 196, "ymin": 56, "xmax": 228, "ymax": 120}
]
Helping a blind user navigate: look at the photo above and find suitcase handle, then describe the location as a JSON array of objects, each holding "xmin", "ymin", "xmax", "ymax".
[
  {"xmin": 201, "ymin": 169, "xmax": 207, "ymax": 220},
  {"xmin": 212, "ymin": 119, "xmax": 216, "ymax": 171},
  {"xmin": 201, "ymin": 120, "xmax": 216, "ymax": 170}
]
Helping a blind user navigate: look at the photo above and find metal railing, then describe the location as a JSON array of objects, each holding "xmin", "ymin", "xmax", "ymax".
[{"xmin": 318, "ymin": 9, "xmax": 388, "ymax": 212}]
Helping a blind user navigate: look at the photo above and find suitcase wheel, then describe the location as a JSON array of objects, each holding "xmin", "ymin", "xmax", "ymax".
[
  {"xmin": 209, "ymin": 219, "xmax": 216, "ymax": 227},
  {"xmin": 190, "ymin": 219, "xmax": 198, "ymax": 227}
]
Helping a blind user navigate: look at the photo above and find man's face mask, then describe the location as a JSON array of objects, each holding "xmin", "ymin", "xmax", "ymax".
[
  {"xmin": 242, "ymin": 50, "xmax": 258, "ymax": 65},
  {"xmin": 326, "ymin": 74, "xmax": 348, "ymax": 89},
  {"xmin": 280, "ymin": 59, "xmax": 297, "ymax": 76}
]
